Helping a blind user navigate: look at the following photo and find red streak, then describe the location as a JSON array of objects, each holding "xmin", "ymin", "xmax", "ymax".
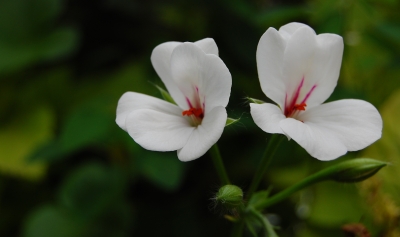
[{"xmin": 284, "ymin": 77, "xmax": 317, "ymax": 117}]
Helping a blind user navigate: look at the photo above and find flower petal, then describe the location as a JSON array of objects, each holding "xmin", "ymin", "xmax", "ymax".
[
  {"xmin": 194, "ymin": 38, "xmax": 219, "ymax": 55},
  {"xmin": 116, "ymin": 92, "xmax": 183, "ymax": 131},
  {"xmin": 280, "ymin": 118, "xmax": 347, "ymax": 160},
  {"xmin": 250, "ymin": 103, "xmax": 285, "ymax": 134},
  {"xmin": 279, "ymin": 22, "xmax": 313, "ymax": 40},
  {"xmin": 178, "ymin": 106, "xmax": 227, "ymax": 161},
  {"xmin": 151, "ymin": 42, "xmax": 188, "ymax": 109},
  {"xmin": 282, "ymin": 25, "xmax": 318, "ymax": 107},
  {"xmin": 170, "ymin": 43, "xmax": 231, "ymax": 113},
  {"xmin": 126, "ymin": 109, "xmax": 195, "ymax": 151},
  {"xmin": 297, "ymin": 99, "xmax": 382, "ymax": 152},
  {"xmin": 256, "ymin": 27, "xmax": 286, "ymax": 107},
  {"xmin": 302, "ymin": 34, "xmax": 344, "ymax": 107}
]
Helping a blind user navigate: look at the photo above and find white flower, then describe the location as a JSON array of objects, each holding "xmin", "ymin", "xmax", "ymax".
[
  {"xmin": 116, "ymin": 38, "xmax": 232, "ymax": 161},
  {"xmin": 250, "ymin": 22, "xmax": 382, "ymax": 161}
]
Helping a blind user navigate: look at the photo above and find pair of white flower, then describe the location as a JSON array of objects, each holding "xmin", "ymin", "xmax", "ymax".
[{"xmin": 116, "ymin": 22, "xmax": 382, "ymax": 162}]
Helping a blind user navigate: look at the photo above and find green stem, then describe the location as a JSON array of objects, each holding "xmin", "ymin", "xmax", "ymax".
[
  {"xmin": 249, "ymin": 208, "xmax": 279, "ymax": 237},
  {"xmin": 209, "ymin": 144, "xmax": 230, "ymax": 185},
  {"xmin": 246, "ymin": 134, "xmax": 284, "ymax": 199},
  {"xmin": 231, "ymin": 221, "xmax": 245, "ymax": 237},
  {"xmin": 254, "ymin": 168, "xmax": 327, "ymax": 210},
  {"xmin": 254, "ymin": 158, "xmax": 388, "ymax": 210}
]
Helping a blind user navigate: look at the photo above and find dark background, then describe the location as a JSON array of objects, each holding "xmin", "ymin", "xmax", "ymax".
[{"xmin": 0, "ymin": 0, "xmax": 399, "ymax": 236}]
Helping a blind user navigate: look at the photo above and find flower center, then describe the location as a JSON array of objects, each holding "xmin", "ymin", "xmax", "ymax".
[
  {"xmin": 181, "ymin": 86, "xmax": 205, "ymax": 126},
  {"xmin": 182, "ymin": 107, "xmax": 204, "ymax": 118},
  {"xmin": 284, "ymin": 77, "xmax": 316, "ymax": 118},
  {"xmin": 182, "ymin": 107, "xmax": 204, "ymax": 126}
]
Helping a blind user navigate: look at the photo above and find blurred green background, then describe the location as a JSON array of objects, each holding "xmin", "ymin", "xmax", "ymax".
[{"xmin": 1, "ymin": 0, "xmax": 400, "ymax": 236}]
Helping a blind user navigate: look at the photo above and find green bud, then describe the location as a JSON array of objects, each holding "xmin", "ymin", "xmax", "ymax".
[
  {"xmin": 331, "ymin": 158, "xmax": 388, "ymax": 183},
  {"xmin": 215, "ymin": 185, "xmax": 244, "ymax": 209},
  {"xmin": 247, "ymin": 97, "xmax": 265, "ymax": 104}
]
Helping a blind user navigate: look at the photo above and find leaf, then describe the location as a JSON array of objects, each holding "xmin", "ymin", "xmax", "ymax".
[
  {"xmin": 137, "ymin": 152, "xmax": 185, "ymax": 191},
  {"xmin": 0, "ymin": 107, "xmax": 52, "ymax": 180},
  {"xmin": 29, "ymin": 97, "xmax": 115, "ymax": 163},
  {"xmin": 307, "ymin": 182, "xmax": 364, "ymax": 227},
  {"xmin": 22, "ymin": 205, "xmax": 84, "ymax": 237},
  {"xmin": 59, "ymin": 163, "xmax": 126, "ymax": 219},
  {"xmin": 247, "ymin": 190, "xmax": 271, "ymax": 208},
  {"xmin": 0, "ymin": 0, "xmax": 62, "ymax": 40},
  {"xmin": 154, "ymin": 84, "xmax": 176, "ymax": 105}
]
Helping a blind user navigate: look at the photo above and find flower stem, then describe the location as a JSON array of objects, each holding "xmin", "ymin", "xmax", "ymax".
[
  {"xmin": 246, "ymin": 134, "xmax": 284, "ymax": 199},
  {"xmin": 254, "ymin": 170, "xmax": 323, "ymax": 210},
  {"xmin": 253, "ymin": 158, "xmax": 388, "ymax": 210},
  {"xmin": 248, "ymin": 208, "xmax": 279, "ymax": 237},
  {"xmin": 231, "ymin": 221, "xmax": 245, "ymax": 237},
  {"xmin": 209, "ymin": 144, "xmax": 230, "ymax": 185}
]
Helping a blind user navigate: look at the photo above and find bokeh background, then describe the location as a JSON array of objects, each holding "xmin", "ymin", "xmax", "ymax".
[{"xmin": 1, "ymin": 0, "xmax": 400, "ymax": 236}]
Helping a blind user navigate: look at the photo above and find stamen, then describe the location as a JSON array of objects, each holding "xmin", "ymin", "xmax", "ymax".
[
  {"xmin": 294, "ymin": 102, "xmax": 307, "ymax": 111},
  {"xmin": 182, "ymin": 108, "xmax": 204, "ymax": 119}
]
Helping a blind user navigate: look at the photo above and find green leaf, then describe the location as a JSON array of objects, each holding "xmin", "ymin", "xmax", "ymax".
[
  {"xmin": 59, "ymin": 163, "xmax": 126, "ymax": 219},
  {"xmin": 0, "ymin": 27, "xmax": 78, "ymax": 75},
  {"xmin": 247, "ymin": 189, "xmax": 271, "ymax": 208},
  {"xmin": 363, "ymin": 89, "xmax": 400, "ymax": 206},
  {"xmin": 0, "ymin": 107, "xmax": 52, "ymax": 180},
  {"xmin": 137, "ymin": 152, "xmax": 185, "ymax": 191},
  {"xmin": 307, "ymin": 182, "xmax": 364, "ymax": 227},
  {"xmin": 29, "ymin": 97, "xmax": 114, "ymax": 163},
  {"xmin": 0, "ymin": 0, "xmax": 62, "ymax": 41},
  {"xmin": 154, "ymin": 84, "xmax": 176, "ymax": 105},
  {"xmin": 23, "ymin": 205, "xmax": 84, "ymax": 237}
]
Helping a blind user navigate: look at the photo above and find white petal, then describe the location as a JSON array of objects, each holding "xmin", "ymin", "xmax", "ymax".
[
  {"xmin": 302, "ymin": 34, "xmax": 344, "ymax": 107},
  {"xmin": 170, "ymin": 43, "xmax": 231, "ymax": 113},
  {"xmin": 250, "ymin": 103, "xmax": 285, "ymax": 134},
  {"xmin": 126, "ymin": 109, "xmax": 195, "ymax": 151},
  {"xmin": 194, "ymin": 38, "xmax": 219, "ymax": 55},
  {"xmin": 279, "ymin": 22, "xmax": 314, "ymax": 40},
  {"xmin": 280, "ymin": 118, "xmax": 347, "ymax": 160},
  {"xmin": 256, "ymin": 27, "xmax": 287, "ymax": 107},
  {"xmin": 151, "ymin": 41, "xmax": 187, "ymax": 109},
  {"xmin": 282, "ymin": 26, "xmax": 318, "ymax": 107},
  {"xmin": 178, "ymin": 106, "xmax": 227, "ymax": 161},
  {"xmin": 116, "ymin": 92, "xmax": 183, "ymax": 131},
  {"xmin": 297, "ymin": 99, "xmax": 382, "ymax": 152}
]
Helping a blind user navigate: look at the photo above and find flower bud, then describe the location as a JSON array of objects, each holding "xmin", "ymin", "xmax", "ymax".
[
  {"xmin": 215, "ymin": 185, "xmax": 244, "ymax": 209},
  {"xmin": 331, "ymin": 158, "xmax": 388, "ymax": 183}
]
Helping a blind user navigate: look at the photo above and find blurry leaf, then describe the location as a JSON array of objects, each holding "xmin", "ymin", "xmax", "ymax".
[
  {"xmin": 59, "ymin": 163, "xmax": 126, "ymax": 219},
  {"xmin": 59, "ymin": 106, "xmax": 113, "ymax": 152},
  {"xmin": 307, "ymin": 182, "xmax": 364, "ymax": 227},
  {"xmin": 29, "ymin": 97, "xmax": 114, "ymax": 163},
  {"xmin": 0, "ymin": 27, "xmax": 78, "ymax": 75},
  {"xmin": 137, "ymin": 152, "xmax": 185, "ymax": 191},
  {"xmin": 23, "ymin": 205, "xmax": 84, "ymax": 237},
  {"xmin": 0, "ymin": 0, "xmax": 62, "ymax": 41},
  {"xmin": 363, "ymin": 89, "xmax": 400, "ymax": 205},
  {"xmin": 0, "ymin": 107, "xmax": 52, "ymax": 180},
  {"xmin": 248, "ymin": 190, "xmax": 271, "ymax": 208}
]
